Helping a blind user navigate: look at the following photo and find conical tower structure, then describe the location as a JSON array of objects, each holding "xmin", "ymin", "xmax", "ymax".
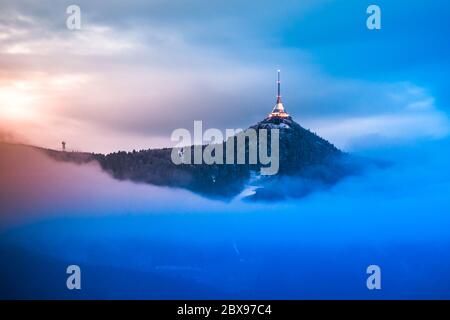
[{"xmin": 268, "ymin": 70, "xmax": 290, "ymax": 119}]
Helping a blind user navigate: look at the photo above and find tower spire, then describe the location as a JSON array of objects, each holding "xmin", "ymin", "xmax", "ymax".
[{"xmin": 277, "ymin": 69, "xmax": 281, "ymax": 103}]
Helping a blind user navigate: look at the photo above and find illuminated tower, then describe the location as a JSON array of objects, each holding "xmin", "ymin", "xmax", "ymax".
[{"xmin": 268, "ymin": 69, "xmax": 290, "ymax": 119}]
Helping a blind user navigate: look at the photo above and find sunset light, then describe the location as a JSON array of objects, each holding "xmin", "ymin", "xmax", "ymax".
[{"xmin": 0, "ymin": 84, "xmax": 38, "ymax": 119}]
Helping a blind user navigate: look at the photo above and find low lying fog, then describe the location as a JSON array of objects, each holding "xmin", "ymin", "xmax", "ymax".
[{"xmin": 1, "ymin": 139, "xmax": 450, "ymax": 298}]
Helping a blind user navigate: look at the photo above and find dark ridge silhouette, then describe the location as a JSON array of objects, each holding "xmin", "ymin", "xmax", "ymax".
[{"xmin": 37, "ymin": 116, "xmax": 366, "ymax": 200}]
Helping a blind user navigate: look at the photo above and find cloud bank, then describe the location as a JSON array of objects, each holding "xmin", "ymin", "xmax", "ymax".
[
  {"xmin": 0, "ymin": 0, "xmax": 449, "ymax": 152},
  {"xmin": 1, "ymin": 132, "xmax": 450, "ymax": 298}
]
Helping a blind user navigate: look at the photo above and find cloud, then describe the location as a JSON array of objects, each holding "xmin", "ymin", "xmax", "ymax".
[
  {"xmin": 0, "ymin": 0, "xmax": 449, "ymax": 153},
  {"xmin": 2, "ymin": 132, "xmax": 450, "ymax": 298},
  {"xmin": 0, "ymin": 143, "xmax": 224, "ymax": 227}
]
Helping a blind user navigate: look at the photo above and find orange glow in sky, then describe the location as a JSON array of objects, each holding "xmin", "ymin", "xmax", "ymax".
[{"xmin": 0, "ymin": 83, "xmax": 39, "ymax": 120}]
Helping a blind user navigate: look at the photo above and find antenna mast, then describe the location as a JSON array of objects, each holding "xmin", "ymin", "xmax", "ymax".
[{"xmin": 277, "ymin": 69, "xmax": 281, "ymax": 103}]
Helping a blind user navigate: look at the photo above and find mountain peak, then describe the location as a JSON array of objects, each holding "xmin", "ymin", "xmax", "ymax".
[
  {"xmin": 38, "ymin": 69, "xmax": 354, "ymax": 200},
  {"xmin": 247, "ymin": 115, "xmax": 342, "ymax": 173}
]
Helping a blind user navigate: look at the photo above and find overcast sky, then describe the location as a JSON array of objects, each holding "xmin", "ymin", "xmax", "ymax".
[{"xmin": 0, "ymin": 0, "xmax": 449, "ymax": 152}]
